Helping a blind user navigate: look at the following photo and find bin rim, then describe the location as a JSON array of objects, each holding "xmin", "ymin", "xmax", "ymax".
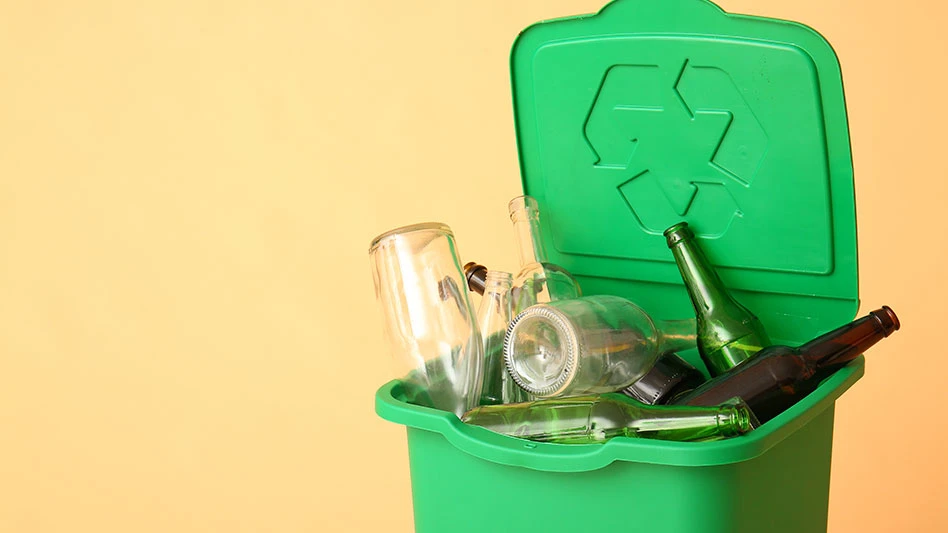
[{"xmin": 375, "ymin": 356, "xmax": 863, "ymax": 472}]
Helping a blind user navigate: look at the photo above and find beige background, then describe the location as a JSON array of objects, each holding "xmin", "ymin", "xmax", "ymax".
[{"xmin": 0, "ymin": 0, "xmax": 944, "ymax": 531}]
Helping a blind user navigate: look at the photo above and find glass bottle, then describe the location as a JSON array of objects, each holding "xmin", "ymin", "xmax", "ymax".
[
  {"xmin": 461, "ymin": 394, "xmax": 755, "ymax": 444},
  {"xmin": 369, "ymin": 222, "xmax": 483, "ymax": 417},
  {"xmin": 621, "ymin": 351, "xmax": 707, "ymax": 405},
  {"xmin": 504, "ymin": 295, "xmax": 697, "ymax": 398},
  {"xmin": 463, "ymin": 262, "xmax": 489, "ymax": 295},
  {"xmin": 673, "ymin": 306, "xmax": 900, "ymax": 423},
  {"xmin": 468, "ymin": 259, "xmax": 705, "ymax": 404},
  {"xmin": 509, "ymin": 195, "xmax": 581, "ymax": 314},
  {"xmin": 475, "ymin": 270, "xmax": 528, "ymax": 405},
  {"xmin": 665, "ymin": 222, "xmax": 771, "ymax": 376}
]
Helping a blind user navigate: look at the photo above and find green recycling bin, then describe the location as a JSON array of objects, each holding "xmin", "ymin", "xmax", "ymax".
[{"xmin": 376, "ymin": 0, "xmax": 864, "ymax": 531}]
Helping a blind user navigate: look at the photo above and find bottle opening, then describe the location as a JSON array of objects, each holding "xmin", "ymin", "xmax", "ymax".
[{"xmin": 663, "ymin": 222, "xmax": 694, "ymax": 248}]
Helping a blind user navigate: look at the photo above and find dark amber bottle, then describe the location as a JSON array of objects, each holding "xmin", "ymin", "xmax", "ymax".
[{"xmin": 673, "ymin": 307, "xmax": 900, "ymax": 423}]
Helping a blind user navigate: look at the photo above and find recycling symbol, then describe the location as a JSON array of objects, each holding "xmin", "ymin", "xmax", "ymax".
[{"xmin": 584, "ymin": 60, "xmax": 768, "ymax": 236}]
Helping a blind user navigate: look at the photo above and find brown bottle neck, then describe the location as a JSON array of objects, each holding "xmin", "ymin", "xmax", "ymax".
[{"xmin": 798, "ymin": 307, "xmax": 900, "ymax": 368}]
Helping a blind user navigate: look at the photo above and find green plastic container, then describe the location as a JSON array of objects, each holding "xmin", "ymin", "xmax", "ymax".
[{"xmin": 376, "ymin": 0, "xmax": 863, "ymax": 531}]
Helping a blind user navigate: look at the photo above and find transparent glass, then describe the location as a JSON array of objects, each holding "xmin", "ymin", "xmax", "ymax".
[
  {"xmin": 461, "ymin": 394, "xmax": 755, "ymax": 444},
  {"xmin": 508, "ymin": 195, "xmax": 581, "ymax": 314},
  {"xmin": 369, "ymin": 222, "xmax": 483, "ymax": 417},
  {"xmin": 475, "ymin": 271, "xmax": 528, "ymax": 405},
  {"xmin": 504, "ymin": 295, "xmax": 696, "ymax": 398}
]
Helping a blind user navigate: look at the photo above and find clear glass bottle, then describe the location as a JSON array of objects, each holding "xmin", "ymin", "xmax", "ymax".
[
  {"xmin": 665, "ymin": 222, "xmax": 772, "ymax": 376},
  {"xmin": 475, "ymin": 271, "xmax": 528, "ymax": 405},
  {"xmin": 508, "ymin": 195, "xmax": 581, "ymax": 314},
  {"xmin": 368, "ymin": 222, "xmax": 483, "ymax": 417},
  {"xmin": 504, "ymin": 295, "xmax": 697, "ymax": 398},
  {"xmin": 462, "ymin": 394, "xmax": 755, "ymax": 444}
]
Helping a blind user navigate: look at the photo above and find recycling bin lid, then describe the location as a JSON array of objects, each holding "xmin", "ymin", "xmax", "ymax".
[{"xmin": 510, "ymin": 0, "xmax": 858, "ymax": 342}]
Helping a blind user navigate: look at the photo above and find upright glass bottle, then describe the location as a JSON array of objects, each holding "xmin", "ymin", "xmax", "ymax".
[
  {"xmin": 462, "ymin": 394, "xmax": 755, "ymax": 444},
  {"xmin": 475, "ymin": 270, "xmax": 527, "ymax": 405},
  {"xmin": 665, "ymin": 222, "xmax": 771, "ymax": 376},
  {"xmin": 509, "ymin": 195, "xmax": 581, "ymax": 314},
  {"xmin": 673, "ymin": 306, "xmax": 899, "ymax": 423}
]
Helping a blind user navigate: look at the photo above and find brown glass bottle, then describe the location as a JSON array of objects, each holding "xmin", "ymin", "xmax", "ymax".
[{"xmin": 672, "ymin": 306, "xmax": 899, "ymax": 423}]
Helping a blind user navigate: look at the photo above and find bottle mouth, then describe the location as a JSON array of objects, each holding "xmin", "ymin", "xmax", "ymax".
[
  {"xmin": 504, "ymin": 305, "xmax": 578, "ymax": 397},
  {"xmin": 663, "ymin": 222, "xmax": 694, "ymax": 247},
  {"xmin": 872, "ymin": 306, "xmax": 900, "ymax": 336},
  {"xmin": 368, "ymin": 222, "xmax": 453, "ymax": 254},
  {"xmin": 508, "ymin": 195, "xmax": 540, "ymax": 222}
]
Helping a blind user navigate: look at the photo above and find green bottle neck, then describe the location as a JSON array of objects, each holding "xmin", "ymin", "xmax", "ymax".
[
  {"xmin": 509, "ymin": 196, "xmax": 549, "ymax": 266},
  {"xmin": 667, "ymin": 225, "xmax": 731, "ymax": 314},
  {"xmin": 615, "ymin": 396, "xmax": 754, "ymax": 440}
]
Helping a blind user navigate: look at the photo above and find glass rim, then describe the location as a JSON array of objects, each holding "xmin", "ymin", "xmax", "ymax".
[
  {"xmin": 504, "ymin": 304, "xmax": 578, "ymax": 397},
  {"xmin": 368, "ymin": 222, "xmax": 453, "ymax": 254}
]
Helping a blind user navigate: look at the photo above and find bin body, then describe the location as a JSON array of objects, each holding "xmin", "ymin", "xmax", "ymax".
[
  {"xmin": 376, "ymin": 0, "xmax": 864, "ymax": 531},
  {"xmin": 406, "ymin": 415, "xmax": 832, "ymax": 533},
  {"xmin": 378, "ymin": 359, "xmax": 861, "ymax": 533}
]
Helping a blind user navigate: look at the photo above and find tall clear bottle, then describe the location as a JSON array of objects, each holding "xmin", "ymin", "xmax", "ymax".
[
  {"xmin": 475, "ymin": 271, "xmax": 527, "ymax": 405},
  {"xmin": 462, "ymin": 394, "xmax": 755, "ymax": 444},
  {"xmin": 509, "ymin": 195, "xmax": 581, "ymax": 314},
  {"xmin": 665, "ymin": 222, "xmax": 771, "ymax": 376}
]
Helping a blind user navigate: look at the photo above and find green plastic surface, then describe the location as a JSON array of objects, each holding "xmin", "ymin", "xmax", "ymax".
[
  {"xmin": 375, "ymin": 1, "xmax": 863, "ymax": 531},
  {"xmin": 512, "ymin": 0, "xmax": 858, "ymax": 346}
]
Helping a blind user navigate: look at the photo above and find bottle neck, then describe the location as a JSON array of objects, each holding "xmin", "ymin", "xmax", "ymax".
[
  {"xmin": 654, "ymin": 318, "xmax": 698, "ymax": 354},
  {"xmin": 463, "ymin": 262, "xmax": 488, "ymax": 295},
  {"xmin": 666, "ymin": 226, "xmax": 731, "ymax": 314},
  {"xmin": 483, "ymin": 271, "xmax": 513, "ymax": 299},
  {"xmin": 798, "ymin": 307, "xmax": 900, "ymax": 369},
  {"xmin": 509, "ymin": 196, "xmax": 549, "ymax": 266},
  {"xmin": 620, "ymin": 397, "xmax": 754, "ymax": 440}
]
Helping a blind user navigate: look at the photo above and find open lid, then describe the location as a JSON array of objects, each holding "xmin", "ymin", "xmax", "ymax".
[{"xmin": 511, "ymin": 0, "xmax": 858, "ymax": 343}]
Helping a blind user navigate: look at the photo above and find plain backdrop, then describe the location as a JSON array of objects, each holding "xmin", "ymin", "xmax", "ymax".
[{"xmin": 0, "ymin": 0, "xmax": 945, "ymax": 531}]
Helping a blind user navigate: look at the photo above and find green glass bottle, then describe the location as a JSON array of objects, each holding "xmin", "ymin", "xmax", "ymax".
[
  {"xmin": 462, "ymin": 394, "xmax": 755, "ymax": 444},
  {"xmin": 665, "ymin": 222, "xmax": 771, "ymax": 376}
]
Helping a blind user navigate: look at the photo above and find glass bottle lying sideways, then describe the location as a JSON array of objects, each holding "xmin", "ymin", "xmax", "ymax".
[
  {"xmin": 503, "ymin": 294, "xmax": 697, "ymax": 398},
  {"xmin": 462, "ymin": 394, "xmax": 756, "ymax": 444},
  {"xmin": 466, "ymin": 261, "xmax": 705, "ymax": 405},
  {"xmin": 673, "ymin": 306, "xmax": 900, "ymax": 423}
]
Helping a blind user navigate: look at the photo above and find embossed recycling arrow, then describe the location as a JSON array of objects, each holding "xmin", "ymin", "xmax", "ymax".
[{"xmin": 584, "ymin": 59, "xmax": 768, "ymax": 236}]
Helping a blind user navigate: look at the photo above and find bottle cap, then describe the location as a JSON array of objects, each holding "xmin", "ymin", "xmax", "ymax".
[{"xmin": 622, "ymin": 352, "xmax": 706, "ymax": 405}]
